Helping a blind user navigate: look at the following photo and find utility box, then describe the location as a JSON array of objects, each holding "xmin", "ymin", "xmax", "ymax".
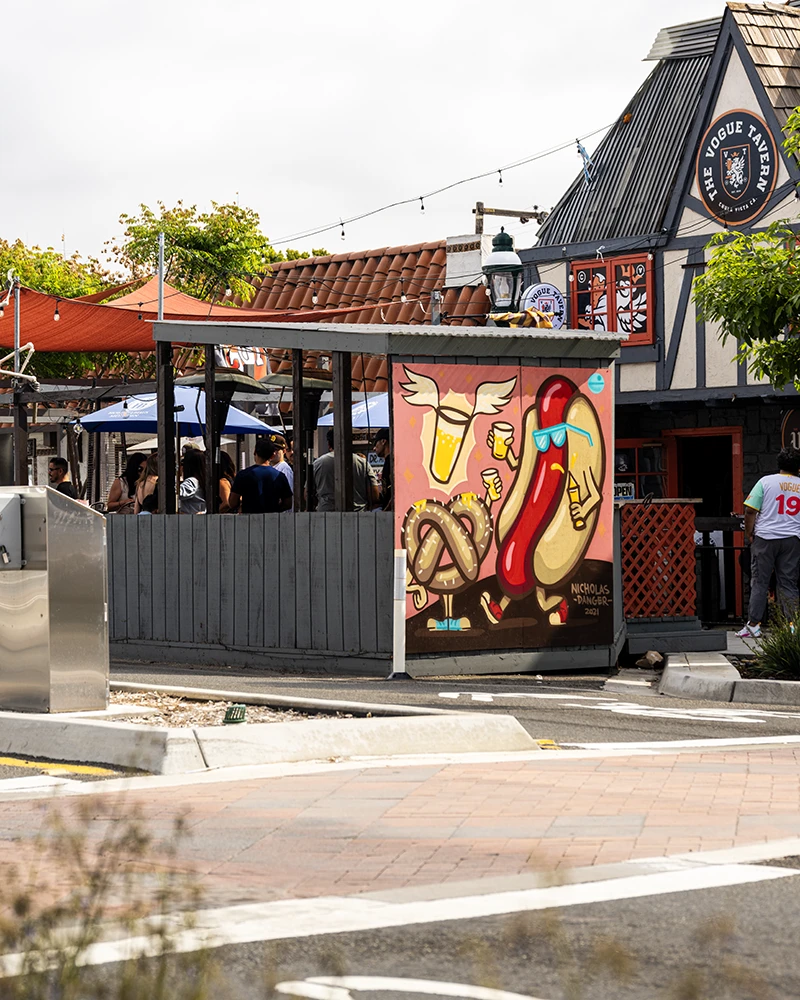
[{"xmin": 0, "ymin": 486, "xmax": 108, "ymax": 712}]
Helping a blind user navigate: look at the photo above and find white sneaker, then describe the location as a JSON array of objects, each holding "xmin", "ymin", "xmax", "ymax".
[{"xmin": 736, "ymin": 623, "xmax": 762, "ymax": 639}]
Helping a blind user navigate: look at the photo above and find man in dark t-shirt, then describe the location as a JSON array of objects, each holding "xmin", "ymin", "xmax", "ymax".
[
  {"xmin": 48, "ymin": 456, "xmax": 78, "ymax": 499},
  {"xmin": 227, "ymin": 441, "xmax": 292, "ymax": 514}
]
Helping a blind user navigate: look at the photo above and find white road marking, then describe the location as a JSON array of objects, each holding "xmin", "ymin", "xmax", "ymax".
[
  {"xmin": 0, "ymin": 860, "xmax": 794, "ymax": 976},
  {"xmin": 276, "ymin": 976, "xmax": 546, "ymax": 1000},
  {"xmin": 438, "ymin": 691, "xmax": 800, "ymax": 726}
]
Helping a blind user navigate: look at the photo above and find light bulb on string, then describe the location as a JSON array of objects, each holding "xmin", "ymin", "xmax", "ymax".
[
  {"xmin": 400, "ymin": 279, "xmax": 407, "ymax": 304},
  {"xmin": 225, "ymin": 283, "xmax": 232, "ymax": 297},
  {"xmin": 53, "ymin": 299, "xmax": 60, "ymax": 321},
  {"xmin": 311, "ymin": 281, "xmax": 318, "ymax": 306},
  {"xmin": 340, "ymin": 219, "xmax": 346, "ymax": 240},
  {"xmin": 138, "ymin": 302, "xmax": 143, "ymax": 321},
  {"xmin": 0, "ymin": 304, "xmax": 4, "ymax": 319},
  {"xmin": 498, "ymin": 170, "xmax": 503, "ymax": 185},
  {"xmin": 419, "ymin": 196, "xmax": 425, "ymax": 213}
]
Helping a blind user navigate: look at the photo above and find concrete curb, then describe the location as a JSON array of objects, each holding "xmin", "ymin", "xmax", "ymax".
[
  {"xmin": 110, "ymin": 681, "xmax": 459, "ymax": 717},
  {"xmin": 658, "ymin": 654, "xmax": 740, "ymax": 702},
  {"xmin": 732, "ymin": 679, "xmax": 800, "ymax": 705},
  {"xmin": 0, "ymin": 713, "xmax": 206, "ymax": 774},
  {"xmin": 660, "ymin": 654, "xmax": 800, "ymax": 705},
  {"xmin": 0, "ymin": 710, "xmax": 538, "ymax": 775}
]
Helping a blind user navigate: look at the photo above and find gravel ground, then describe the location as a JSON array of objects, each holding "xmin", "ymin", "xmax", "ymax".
[{"xmin": 109, "ymin": 691, "xmax": 336, "ymax": 727}]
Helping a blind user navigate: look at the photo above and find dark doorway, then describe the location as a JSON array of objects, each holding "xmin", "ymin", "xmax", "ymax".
[
  {"xmin": 677, "ymin": 434, "xmax": 733, "ymax": 516},
  {"xmin": 677, "ymin": 433, "xmax": 737, "ymax": 622}
]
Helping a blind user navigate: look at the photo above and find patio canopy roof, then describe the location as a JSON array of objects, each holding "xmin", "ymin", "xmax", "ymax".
[
  {"xmin": 153, "ymin": 319, "xmax": 625, "ymax": 360},
  {"xmin": 0, "ymin": 278, "xmax": 300, "ymax": 353}
]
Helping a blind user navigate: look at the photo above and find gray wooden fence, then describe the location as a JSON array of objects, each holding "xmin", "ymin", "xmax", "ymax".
[{"xmin": 107, "ymin": 512, "xmax": 394, "ymax": 660}]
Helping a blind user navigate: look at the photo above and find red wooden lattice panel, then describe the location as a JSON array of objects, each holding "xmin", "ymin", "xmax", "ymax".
[{"xmin": 621, "ymin": 503, "xmax": 697, "ymax": 618}]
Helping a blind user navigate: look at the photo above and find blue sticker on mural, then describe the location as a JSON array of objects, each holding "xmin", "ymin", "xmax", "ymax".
[{"xmin": 587, "ymin": 372, "xmax": 605, "ymax": 394}]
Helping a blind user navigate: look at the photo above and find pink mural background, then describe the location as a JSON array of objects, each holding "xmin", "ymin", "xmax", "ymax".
[{"xmin": 392, "ymin": 362, "xmax": 614, "ymax": 653}]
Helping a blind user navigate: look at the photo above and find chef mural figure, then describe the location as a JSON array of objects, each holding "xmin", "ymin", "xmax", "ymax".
[{"xmin": 480, "ymin": 374, "xmax": 605, "ymax": 627}]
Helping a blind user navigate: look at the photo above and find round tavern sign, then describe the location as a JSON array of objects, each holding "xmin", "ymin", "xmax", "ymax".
[
  {"xmin": 695, "ymin": 109, "xmax": 778, "ymax": 225},
  {"xmin": 519, "ymin": 282, "xmax": 566, "ymax": 328}
]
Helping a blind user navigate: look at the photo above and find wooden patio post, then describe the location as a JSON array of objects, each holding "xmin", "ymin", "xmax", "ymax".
[
  {"xmin": 292, "ymin": 348, "xmax": 304, "ymax": 511},
  {"xmin": 157, "ymin": 341, "xmax": 176, "ymax": 514},
  {"xmin": 332, "ymin": 350, "xmax": 353, "ymax": 511},
  {"xmin": 204, "ymin": 347, "xmax": 218, "ymax": 513},
  {"xmin": 12, "ymin": 390, "xmax": 27, "ymax": 487}
]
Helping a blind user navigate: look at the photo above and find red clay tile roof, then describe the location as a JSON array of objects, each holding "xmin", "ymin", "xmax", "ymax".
[{"xmin": 245, "ymin": 240, "xmax": 489, "ymax": 391}]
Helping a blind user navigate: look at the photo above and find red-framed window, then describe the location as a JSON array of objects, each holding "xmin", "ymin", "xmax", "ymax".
[
  {"xmin": 615, "ymin": 438, "xmax": 667, "ymax": 500},
  {"xmin": 571, "ymin": 254, "xmax": 654, "ymax": 346}
]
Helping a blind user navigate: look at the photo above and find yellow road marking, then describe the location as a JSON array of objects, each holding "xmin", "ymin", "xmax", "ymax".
[
  {"xmin": 0, "ymin": 756, "xmax": 116, "ymax": 776},
  {"xmin": 536, "ymin": 739, "xmax": 562, "ymax": 751}
]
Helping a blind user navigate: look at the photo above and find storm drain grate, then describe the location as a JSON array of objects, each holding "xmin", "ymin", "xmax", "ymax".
[{"xmin": 754, "ymin": 856, "xmax": 800, "ymax": 869}]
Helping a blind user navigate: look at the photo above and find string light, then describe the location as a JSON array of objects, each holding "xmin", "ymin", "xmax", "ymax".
[
  {"xmin": 311, "ymin": 280, "xmax": 318, "ymax": 306},
  {"xmin": 138, "ymin": 302, "xmax": 143, "ymax": 320},
  {"xmin": 0, "ymin": 304, "xmax": 4, "ymax": 319},
  {"xmin": 225, "ymin": 284, "xmax": 232, "ymax": 297},
  {"xmin": 419, "ymin": 196, "xmax": 425, "ymax": 213},
  {"xmin": 498, "ymin": 169, "xmax": 503, "ymax": 185},
  {"xmin": 400, "ymin": 278, "xmax": 407, "ymax": 304},
  {"xmin": 53, "ymin": 299, "xmax": 60, "ymax": 321},
  {"xmin": 340, "ymin": 219, "xmax": 345, "ymax": 240}
]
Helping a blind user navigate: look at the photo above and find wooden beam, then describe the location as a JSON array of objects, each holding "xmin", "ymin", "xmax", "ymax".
[
  {"xmin": 156, "ymin": 341, "xmax": 176, "ymax": 515},
  {"xmin": 292, "ymin": 348, "xmax": 304, "ymax": 511},
  {"xmin": 204, "ymin": 348, "xmax": 218, "ymax": 514},
  {"xmin": 332, "ymin": 350, "xmax": 353, "ymax": 511},
  {"xmin": 12, "ymin": 390, "xmax": 28, "ymax": 486}
]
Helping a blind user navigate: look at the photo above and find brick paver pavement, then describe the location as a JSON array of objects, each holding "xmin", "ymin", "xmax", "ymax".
[{"xmin": 4, "ymin": 746, "xmax": 800, "ymax": 909}]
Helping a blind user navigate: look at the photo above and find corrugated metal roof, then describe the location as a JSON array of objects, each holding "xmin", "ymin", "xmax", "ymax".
[
  {"xmin": 645, "ymin": 16, "xmax": 722, "ymax": 61},
  {"xmin": 536, "ymin": 55, "xmax": 711, "ymax": 247},
  {"xmin": 729, "ymin": 2, "xmax": 800, "ymax": 126}
]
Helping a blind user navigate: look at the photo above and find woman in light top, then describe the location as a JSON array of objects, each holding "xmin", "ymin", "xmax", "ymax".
[{"xmin": 107, "ymin": 452, "xmax": 146, "ymax": 514}]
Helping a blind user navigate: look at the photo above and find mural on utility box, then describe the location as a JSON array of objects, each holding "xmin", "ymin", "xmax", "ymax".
[{"xmin": 393, "ymin": 362, "xmax": 614, "ymax": 653}]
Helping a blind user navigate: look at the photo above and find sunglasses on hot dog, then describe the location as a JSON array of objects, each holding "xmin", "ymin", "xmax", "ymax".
[{"xmin": 532, "ymin": 422, "xmax": 594, "ymax": 451}]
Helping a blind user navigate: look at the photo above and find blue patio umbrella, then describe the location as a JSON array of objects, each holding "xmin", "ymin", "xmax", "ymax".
[
  {"xmin": 75, "ymin": 386, "xmax": 279, "ymax": 435},
  {"xmin": 317, "ymin": 392, "xmax": 389, "ymax": 428}
]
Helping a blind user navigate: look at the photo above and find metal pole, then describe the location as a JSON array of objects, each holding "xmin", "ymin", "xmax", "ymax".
[
  {"xmin": 387, "ymin": 548, "xmax": 411, "ymax": 680},
  {"xmin": 157, "ymin": 232, "xmax": 165, "ymax": 321},
  {"xmin": 12, "ymin": 280, "xmax": 27, "ymax": 487},
  {"xmin": 13, "ymin": 279, "xmax": 19, "ymax": 374}
]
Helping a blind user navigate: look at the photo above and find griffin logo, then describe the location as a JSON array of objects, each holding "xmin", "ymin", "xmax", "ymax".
[{"xmin": 722, "ymin": 144, "xmax": 749, "ymax": 200}]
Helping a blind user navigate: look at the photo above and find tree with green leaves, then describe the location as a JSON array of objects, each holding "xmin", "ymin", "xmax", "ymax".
[
  {"xmin": 0, "ymin": 239, "xmax": 126, "ymax": 379},
  {"xmin": 693, "ymin": 110, "xmax": 800, "ymax": 389},
  {"xmin": 109, "ymin": 200, "xmax": 326, "ymax": 303}
]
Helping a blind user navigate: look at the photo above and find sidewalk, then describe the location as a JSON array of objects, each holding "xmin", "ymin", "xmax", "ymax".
[{"xmin": 3, "ymin": 743, "xmax": 800, "ymax": 910}]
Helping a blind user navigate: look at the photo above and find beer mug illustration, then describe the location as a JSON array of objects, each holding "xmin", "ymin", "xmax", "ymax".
[
  {"xmin": 481, "ymin": 468, "xmax": 503, "ymax": 503},
  {"xmin": 432, "ymin": 406, "xmax": 471, "ymax": 484},
  {"xmin": 491, "ymin": 422, "xmax": 514, "ymax": 461}
]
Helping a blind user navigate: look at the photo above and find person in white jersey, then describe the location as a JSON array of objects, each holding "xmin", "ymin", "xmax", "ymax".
[{"xmin": 737, "ymin": 447, "xmax": 800, "ymax": 638}]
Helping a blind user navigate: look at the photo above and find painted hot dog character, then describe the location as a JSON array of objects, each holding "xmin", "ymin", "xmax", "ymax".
[{"xmin": 480, "ymin": 375, "xmax": 604, "ymax": 627}]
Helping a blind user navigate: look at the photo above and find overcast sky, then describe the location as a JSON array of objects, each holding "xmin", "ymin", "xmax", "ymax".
[{"xmin": 3, "ymin": 0, "xmax": 743, "ymax": 266}]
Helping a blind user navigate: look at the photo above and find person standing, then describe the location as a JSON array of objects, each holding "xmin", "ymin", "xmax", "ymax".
[
  {"xmin": 372, "ymin": 428, "xmax": 392, "ymax": 511},
  {"xmin": 179, "ymin": 449, "xmax": 207, "ymax": 514},
  {"xmin": 227, "ymin": 441, "xmax": 292, "ymax": 514},
  {"xmin": 737, "ymin": 447, "xmax": 800, "ymax": 638},
  {"xmin": 134, "ymin": 454, "xmax": 159, "ymax": 514},
  {"xmin": 266, "ymin": 432, "xmax": 294, "ymax": 510},
  {"xmin": 106, "ymin": 453, "xmax": 147, "ymax": 514},
  {"xmin": 47, "ymin": 457, "xmax": 78, "ymax": 499},
  {"xmin": 310, "ymin": 429, "xmax": 379, "ymax": 512}
]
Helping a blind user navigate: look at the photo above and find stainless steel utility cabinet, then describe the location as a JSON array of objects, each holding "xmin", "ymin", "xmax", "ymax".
[{"xmin": 0, "ymin": 486, "xmax": 108, "ymax": 712}]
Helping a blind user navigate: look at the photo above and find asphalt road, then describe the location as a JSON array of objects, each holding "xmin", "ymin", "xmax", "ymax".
[
  {"xmin": 113, "ymin": 662, "xmax": 800, "ymax": 745},
  {"xmin": 75, "ymin": 871, "xmax": 800, "ymax": 999}
]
